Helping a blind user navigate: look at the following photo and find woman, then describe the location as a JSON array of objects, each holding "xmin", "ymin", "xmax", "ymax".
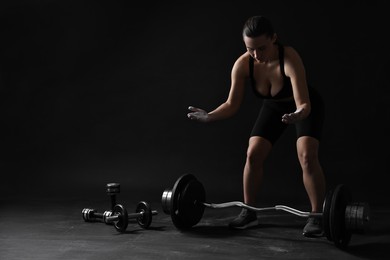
[{"xmin": 187, "ymin": 15, "xmax": 326, "ymax": 237}]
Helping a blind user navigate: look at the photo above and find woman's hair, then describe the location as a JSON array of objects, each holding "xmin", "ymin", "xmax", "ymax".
[{"xmin": 242, "ymin": 16, "xmax": 274, "ymax": 38}]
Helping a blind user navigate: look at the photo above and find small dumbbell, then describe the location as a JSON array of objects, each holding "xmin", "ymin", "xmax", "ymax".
[
  {"xmin": 106, "ymin": 183, "xmax": 120, "ymax": 211},
  {"xmin": 81, "ymin": 182, "xmax": 120, "ymax": 225},
  {"xmin": 105, "ymin": 201, "xmax": 159, "ymax": 232},
  {"xmin": 82, "ymin": 208, "xmax": 113, "ymax": 224}
]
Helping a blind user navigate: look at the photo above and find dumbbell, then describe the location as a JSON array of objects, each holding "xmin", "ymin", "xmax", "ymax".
[
  {"xmin": 161, "ymin": 173, "xmax": 370, "ymax": 249},
  {"xmin": 81, "ymin": 182, "xmax": 121, "ymax": 225},
  {"xmin": 106, "ymin": 182, "xmax": 120, "ymax": 211},
  {"xmin": 82, "ymin": 208, "xmax": 113, "ymax": 223},
  {"xmin": 105, "ymin": 201, "xmax": 159, "ymax": 232}
]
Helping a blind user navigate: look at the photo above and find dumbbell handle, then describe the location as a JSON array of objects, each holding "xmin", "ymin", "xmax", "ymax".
[
  {"xmin": 92, "ymin": 212, "xmax": 106, "ymax": 218},
  {"xmin": 202, "ymin": 201, "xmax": 322, "ymax": 218},
  {"xmin": 128, "ymin": 210, "xmax": 158, "ymax": 219},
  {"xmin": 106, "ymin": 210, "xmax": 158, "ymax": 222}
]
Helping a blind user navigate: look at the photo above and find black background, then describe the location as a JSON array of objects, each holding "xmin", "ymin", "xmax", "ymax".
[{"xmin": 1, "ymin": 1, "xmax": 389, "ymax": 207}]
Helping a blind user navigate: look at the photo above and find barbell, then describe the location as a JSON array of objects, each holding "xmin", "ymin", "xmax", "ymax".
[{"xmin": 161, "ymin": 173, "xmax": 370, "ymax": 249}]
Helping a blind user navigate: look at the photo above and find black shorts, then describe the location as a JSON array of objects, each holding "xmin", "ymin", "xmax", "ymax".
[{"xmin": 250, "ymin": 87, "xmax": 325, "ymax": 145}]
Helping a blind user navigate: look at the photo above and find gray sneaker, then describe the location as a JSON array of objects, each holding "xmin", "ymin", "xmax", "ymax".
[
  {"xmin": 303, "ymin": 217, "xmax": 323, "ymax": 237},
  {"xmin": 229, "ymin": 209, "xmax": 258, "ymax": 229}
]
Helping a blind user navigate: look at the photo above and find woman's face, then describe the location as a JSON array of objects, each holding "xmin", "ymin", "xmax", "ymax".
[{"xmin": 244, "ymin": 34, "xmax": 277, "ymax": 63}]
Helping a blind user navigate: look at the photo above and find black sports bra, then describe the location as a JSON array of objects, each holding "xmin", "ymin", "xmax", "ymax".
[{"xmin": 249, "ymin": 43, "xmax": 294, "ymax": 100}]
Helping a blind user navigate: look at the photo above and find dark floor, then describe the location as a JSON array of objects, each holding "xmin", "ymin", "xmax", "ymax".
[{"xmin": 1, "ymin": 197, "xmax": 389, "ymax": 260}]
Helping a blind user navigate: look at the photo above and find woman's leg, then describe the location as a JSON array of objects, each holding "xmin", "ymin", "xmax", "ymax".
[
  {"xmin": 243, "ymin": 136, "xmax": 273, "ymax": 206},
  {"xmin": 229, "ymin": 136, "xmax": 272, "ymax": 229},
  {"xmin": 296, "ymin": 136, "xmax": 326, "ymax": 236},
  {"xmin": 296, "ymin": 136, "xmax": 326, "ymax": 213}
]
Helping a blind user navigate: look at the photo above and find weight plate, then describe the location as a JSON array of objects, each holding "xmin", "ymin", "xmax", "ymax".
[
  {"xmin": 112, "ymin": 204, "xmax": 128, "ymax": 232},
  {"xmin": 136, "ymin": 201, "xmax": 152, "ymax": 229},
  {"xmin": 82, "ymin": 208, "xmax": 95, "ymax": 222},
  {"xmin": 161, "ymin": 188, "xmax": 172, "ymax": 215},
  {"xmin": 103, "ymin": 210, "xmax": 113, "ymax": 225},
  {"xmin": 330, "ymin": 184, "xmax": 352, "ymax": 249},
  {"xmin": 356, "ymin": 202, "xmax": 370, "ymax": 233},
  {"xmin": 345, "ymin": 202, "xmax": 370, "ymax": 233},
  {"xmin": 169, "ymin": 174, "xmax": 198, "ymax": 230},
  {"xmin": 322, "ymin": 188, "xmax": 334, "ymax": 241},
  {"xmin": 178, "ymin": 178, "xmax": 206, "ymax": 228}
]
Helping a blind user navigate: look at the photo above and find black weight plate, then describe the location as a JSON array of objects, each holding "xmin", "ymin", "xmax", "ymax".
[
  {"xmin": 330, "ymin": 184, "xmax": 352, "ymax": 249},
  {"xmin": 136, "ymin": 201, "xmax": 152, "ymax": 229},
  {"xmin": 322, "ymin": 188, "xmax": 334, "ymax": 241},
  {"xmin": 170, "ymin": 174, "xmax": 198, "ymax": 229},
  {"xmin": 178, "ymin": 179, "xmax": 206, "ymax": 229},
  {"xmin": 113, "ymin": 204, "xmax": 128, "ymax": 232}
]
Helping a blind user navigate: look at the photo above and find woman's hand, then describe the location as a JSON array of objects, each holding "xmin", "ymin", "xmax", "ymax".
[
  {"xmin": 187, "ymin": 106, "xmax": 210, "ymax": 122},
  {"xmin": 281, "ymin": 108, "xmax": 304, "ymax": 124}
]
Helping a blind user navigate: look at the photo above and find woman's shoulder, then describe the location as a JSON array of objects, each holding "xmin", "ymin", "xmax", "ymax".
[
  {"xmin": 232, "ymin": 52, "xmax": 251, "ymax": 78},
  {"xmin": 233, "ymin": 52, "xmax": 251, "ymax": 68},
  {"xmin": 283, "ymin": 45, "xmax": 302, "ymax": 61},
  {"xmin": 281, "ymin": 44, "xmax": 306, "ymax": 78}
]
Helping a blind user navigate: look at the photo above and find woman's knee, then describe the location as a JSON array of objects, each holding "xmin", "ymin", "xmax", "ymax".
[
  {"xmin": 298, "ymin": 150, "xmax": 318, "ymax": 169},
  {"xmin": 246, "ymin": 137, "xmax": 272, "ymax": 166},
  {"xmin": 297, "ymin": 136, "xmax": 320, "ymax": 171}
]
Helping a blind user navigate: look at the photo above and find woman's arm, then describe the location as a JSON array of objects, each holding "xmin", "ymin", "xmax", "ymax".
[
  {"xmin": 281, "ymin": 47, "xmax": 311, "ymax": 124},
  {"xmin": 188, "ymin": 55, "xmax": 248, "ymax": 123}
]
